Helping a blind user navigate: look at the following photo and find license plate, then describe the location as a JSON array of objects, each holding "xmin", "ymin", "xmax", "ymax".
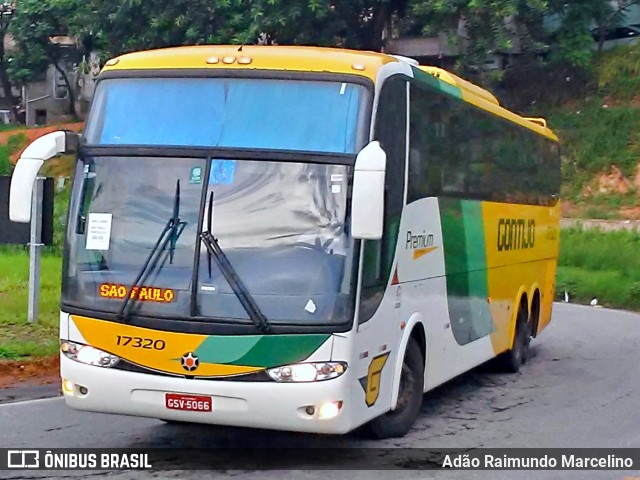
[{"xmin": 165, "ymin": 393, "xmax": 212, "ymax": 412}]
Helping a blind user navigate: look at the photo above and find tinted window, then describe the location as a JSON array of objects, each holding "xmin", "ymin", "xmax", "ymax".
[
  {"xmin": 408, "ymin": 82, "xmax": 560, "ymax": 206},
  {"xmin": 359, "ymin": 75, "xmax": 407, "ymax": 323},
  {"xmin": 85, "ymin": 78, "xmax": 366, "ymax": 154}
]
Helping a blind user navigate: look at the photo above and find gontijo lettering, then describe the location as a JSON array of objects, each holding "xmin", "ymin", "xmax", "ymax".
[
  {"xmin": 497, "ymin": 219, "xmax": 535, "ymax": 252},
  {"xmin": 99, "ymin": 284, "xmax": 175, "ymax": 303}
]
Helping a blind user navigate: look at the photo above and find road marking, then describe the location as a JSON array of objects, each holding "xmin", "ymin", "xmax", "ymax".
[{"xmin": 0, "ymin": 395, "xmax": 62, "ymax": 408}]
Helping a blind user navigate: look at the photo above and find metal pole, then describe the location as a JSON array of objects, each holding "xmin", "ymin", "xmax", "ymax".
[{"xmin": 28, "ymin": 177, "xmax": 44, "ymax": 324}]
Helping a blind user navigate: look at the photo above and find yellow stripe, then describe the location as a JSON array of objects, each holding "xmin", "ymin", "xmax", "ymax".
[
  {"xmin": 412, "ymin": 246, "xmax": 438, "ymax": 260},
  {"xmin": 71, "ymin": 316, "xmax": 261, "ymax": 377},
  {"xmin": 481, "ymin": 203, "xmax": 560, "ymax": 354},
  {"xmin": 102, "ymin": 45, "xmax": 397, "ymax": 82}
]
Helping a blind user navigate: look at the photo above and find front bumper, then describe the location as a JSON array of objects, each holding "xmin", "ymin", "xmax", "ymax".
[{"xmin": 60, "ymin": 355, "xmax": 354, "ymax": 434}]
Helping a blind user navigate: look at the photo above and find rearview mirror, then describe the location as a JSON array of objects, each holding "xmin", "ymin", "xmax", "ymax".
[
  {"xmin": 351, "ymin": 141, "xmax": 386, "ymax": 240},
  {"xmin": 10, "ymin": 131, "xmax": 78, "ymax": 223}
]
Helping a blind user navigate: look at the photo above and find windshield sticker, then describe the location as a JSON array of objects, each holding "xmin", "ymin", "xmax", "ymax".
[
  {"xmin": 99, "ymin": 283, "xmax": 175, "ymax": 303},
  {"xmin": 304, "ymin": 299, "xmax": 317, "ymax": 314},
  {"xmin": 331, "ymin": 184, "xmax": 341, "ymax": 194},
  {"xmin": 189, "ymin": 166, "xmax": 203, "ymax": 184},
  {"xmin": 86, "ymin": 213, "xmax": 112, "ymax": 251},
  {"xmin": 210, "ymin": 159, "xmax": 236, "ymax": 185}
]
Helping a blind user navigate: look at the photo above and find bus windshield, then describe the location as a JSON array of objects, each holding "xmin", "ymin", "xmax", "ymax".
[
  {"xmin": 62, "ymin": 156, "xmax": 356, "ymax": 327},
  {"xmin": 84, "ymin": 77, "xmax": 366, "ymax": 154}
]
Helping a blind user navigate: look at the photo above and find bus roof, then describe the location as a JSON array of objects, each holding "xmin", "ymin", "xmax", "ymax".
[
  {"xmin": 102, "ymin": 45, "xmax": 558, "ymax": 142},
  {"xmin": 418, "ymin": 66, "xmax": 559, "ymax": 142},
  {"xmin": 102, "ymin": 45, "xmax": 397, "ymax": 80}
]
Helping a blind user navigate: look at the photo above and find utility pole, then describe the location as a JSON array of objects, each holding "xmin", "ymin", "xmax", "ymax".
[{"xmin": 28, "ymin": 177, "xmax": 44, "ymax": 323}]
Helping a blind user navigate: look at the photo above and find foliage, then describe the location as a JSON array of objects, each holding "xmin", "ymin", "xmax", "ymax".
[
  {"xmin": 9, "ymin": 0, "xmax": 81, "ymax": 117},
  {"xmin": 69, "ymin": 0, "xmax": 412, "ymax": 56},
  {"xmin": 0, "ymin": 146, "xmax": 10, "ymax": 175},
  {"xmin": 557, "ymin": 227, "xmax": 640, "ymax": 310},
  {"xmin": 405, "ymin": 0, "xmax": 548, "ymax": 77},
  {"xmin": 0, "ymin": 132, "xmax": 28, "ymax": 175},
  {"xmin": 542, "ymin": 43, "xmax": 640, "ymax": 210},
  {"xmin": 6, "ymin": 0, "xmax": 640, "ymax": 85},
  {"xmin": 0, "ymin": 252, "xmax": 61, "ymax": 359},
  {"xmin": 552, "ymin": 101, "xmax": 640, "ymax": 177},
  {"xmin": 596, "ymin": 42, "xmax": 640, "ymax": 99},
  {"xmin": 0, "ymin": 2, "xmax": 19, "ymax": 121}
]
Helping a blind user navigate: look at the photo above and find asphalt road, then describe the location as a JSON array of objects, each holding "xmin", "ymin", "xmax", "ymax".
[{"xmin": 1, "ymin": 303, "xmax": 640, "ymax": 479}]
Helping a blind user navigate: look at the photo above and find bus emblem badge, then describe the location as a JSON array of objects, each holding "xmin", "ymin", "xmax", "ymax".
[{"xmin": 181, "ymin": 352, "xmax": 200, "ymax": 372}]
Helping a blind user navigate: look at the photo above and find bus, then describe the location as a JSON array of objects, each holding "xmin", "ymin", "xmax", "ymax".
[{"xmin": 9, "ymin": 46, "xmax": 560, "ymax": 438}]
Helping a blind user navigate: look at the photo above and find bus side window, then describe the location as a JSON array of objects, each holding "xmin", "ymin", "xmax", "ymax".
[{"xmin": 358, "ymin": 75, "xmax": 407, "ymax": 323}]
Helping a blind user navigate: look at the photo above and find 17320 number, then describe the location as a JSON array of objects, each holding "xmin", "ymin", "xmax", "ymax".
[{"xmin": 116, "ymin": 335, "xmax": 166, "ymax": 350}]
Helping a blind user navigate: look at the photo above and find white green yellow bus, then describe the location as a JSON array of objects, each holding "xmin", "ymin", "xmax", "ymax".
[{"xmin": 10, "ymin": 46, "xmax": 560, "ymax": 438}]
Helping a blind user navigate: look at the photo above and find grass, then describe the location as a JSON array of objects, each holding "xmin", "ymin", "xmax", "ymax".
[
  {"xmin": 0, "ymin": 135, "xmax": 70, "ymax": 360},
  {"xmin": 0, "ymin": 124, "xmax": 27, "ymax": 133},
  {"xmin": 0, "ymin": 252, "xmax": 62, "ymax": 359},
  {"xmin": 539, "ymin": 44, "xmax": 640, "ymax": 215},
  {"xmin": 557, "ymin": 227, "xmax": 640, "ymax": 310},
  {"xmin": 551, "ymin": 101, "xmax": 640, "ymax": 179},
  {"xmin": 0, "ymin": 132, "xmax": 29, "ymax": 175}
]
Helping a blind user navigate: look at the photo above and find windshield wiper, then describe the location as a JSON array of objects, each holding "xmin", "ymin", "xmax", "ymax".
[
  {"xmin": 118, "ymin": 180, "xmax": 186, "ymax": 321},
  {"xmin": 200, "ymin": 191, "xmax": 271, "ymax": 333}
]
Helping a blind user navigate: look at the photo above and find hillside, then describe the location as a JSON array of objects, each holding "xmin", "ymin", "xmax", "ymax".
[{"xmin": 542, "ymin": 45, "xmax": 640, "ymax": 219}]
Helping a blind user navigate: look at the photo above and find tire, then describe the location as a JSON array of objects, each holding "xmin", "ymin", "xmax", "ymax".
[
  {"xmin": 367, "ymin": 338, "xmax": 424, "ymax": 439},
  {"xmin": 496, "ymin": 304, "xmax": 529, "ymax": 373}
]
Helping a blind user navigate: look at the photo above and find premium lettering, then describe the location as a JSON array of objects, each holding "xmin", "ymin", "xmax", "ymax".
[{"xmin": 406, "ymin": 230, "xmax": 434, "ymax": 249}]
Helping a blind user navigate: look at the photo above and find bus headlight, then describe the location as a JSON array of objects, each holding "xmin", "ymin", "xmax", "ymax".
[
  {"xmin": 266, "ymin": 362, "xmax": 347, "ymax": 382},
  {"xmin": 61, "ymin": 340, "xmax": 120, "ymax": 368}
]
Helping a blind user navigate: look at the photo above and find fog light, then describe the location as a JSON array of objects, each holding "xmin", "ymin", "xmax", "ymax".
[
  {"xmin": 79, "ymin": 386, "xmax": 88, "ymax": 395},
  {"xmin": 318, "ymin": 401, "xmax": 342, "ymax": 420},
  {"xmin": 305, "ymin": 406, "xmax": 315, "ymax": 416},
  {"xmin": 62, "ymin": 379, "xmax": 74, "ymax": 395}
]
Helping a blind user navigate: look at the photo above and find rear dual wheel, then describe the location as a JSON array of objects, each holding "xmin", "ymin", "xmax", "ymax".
[{"xmin": 496, "ymin": 303, "xmax": 530, "ymax": 373}]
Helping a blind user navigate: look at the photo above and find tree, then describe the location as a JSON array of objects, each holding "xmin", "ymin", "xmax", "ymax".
[
  {"xmin": 9, "ymin": 0, "xmax": 82, "ymax": 119},
  {"xmin": 546, "ymin": 0, "xmax": 640, "ymax": 66},
  {"xmin": 402, "ymin": 0, "xmax": 548, "ymax": 74},
  {"xmin": 70, "ymin": 0, "xmax": 410, "ymax": 57},
  {"xmin": 69, "ymin": 0, "xmax": 253, "ymax": 57},
  {"xmin": 0, "ymin": 2, "xmax": 19, "ymax": 122}
]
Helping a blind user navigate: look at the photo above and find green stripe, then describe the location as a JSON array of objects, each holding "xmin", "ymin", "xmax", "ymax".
[
  {"xmin": 411, "ymin": 67, "xmax": 463, "ymax": 99},
  {"xmin": 439, "ymin": 198, "xmax": 494, "ymax": 345},
  {"xmin": 194, "ymin": 334, "xmax": 330, "ymax": 368}
]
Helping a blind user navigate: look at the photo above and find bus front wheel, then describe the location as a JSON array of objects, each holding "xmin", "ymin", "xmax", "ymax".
[{"xmin": 367, "ymin": 338, "xmax": 424, "ymax": 439}]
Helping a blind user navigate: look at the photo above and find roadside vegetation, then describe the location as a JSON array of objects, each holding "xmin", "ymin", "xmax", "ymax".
[
  {"xmin": 0, "ymin": 132, "xmax": 28, "ymax": 175},
  {"xmin": 557, "ymin": 227, "xmax": 640, "ymax": 310},
  {"xmin": 0, "ymin": 250, "xmax": 61, "ymax": 358},
  {"xmin": 0, "ymin": 142, "xmax": 71, "ymax": 359},
  {"xmin": 545, "ymin": 44, "xmax": 640, "ymax": 219}
]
